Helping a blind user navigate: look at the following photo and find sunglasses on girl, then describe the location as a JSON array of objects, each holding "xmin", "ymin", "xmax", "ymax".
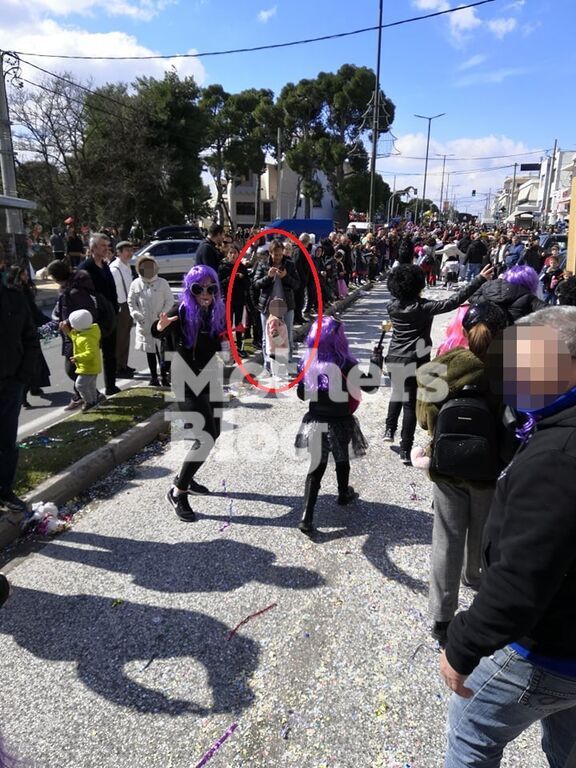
[{"xmin": 191, "ymin": 283, "xmax": 218, "ymax": 296}]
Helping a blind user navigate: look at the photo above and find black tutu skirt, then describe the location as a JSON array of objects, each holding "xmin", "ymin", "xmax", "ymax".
[{"xmin": 295, "ymin": 413, "xmax": 368, "ymax": 463}]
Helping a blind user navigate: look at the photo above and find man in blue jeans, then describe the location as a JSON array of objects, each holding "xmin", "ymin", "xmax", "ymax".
[
  {"xmin": 464, "ymin": 232, "xmax": 488, "ymax": 282},
  {"xmin": 0, "ymin": 278, "xmax": 39, "ymax": 512},
  {"xmin": 440, "ymin": 307, "xmax": 576, "ymax": 767}
]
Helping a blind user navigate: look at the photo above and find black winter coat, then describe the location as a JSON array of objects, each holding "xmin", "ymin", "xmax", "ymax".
[
  {"xmin": 447, "ymin": 403, "xmax": 576, "ymax": 674},
  {"xmin": 464, "ymin": 239, "xmax": 488, "ymax": 265},
  {"xmin": 218, "ymin": 260, "xmax": 248, "ymax": 307},
  {"xmin": 53, "ymin": 270, "xmax": 98, "ymax": 357},
  {"xmin": 253, "ymin": 257, "xmax": 300, "ymax": 313},
  {"xmin": 77, "ymin": 257, "xmax": 118, "ymax": 311},
  {"xmin": 471, "ymin": 279, "xmax": 545, "ymax": 323},
  {"xmin": 0, "ymin": 283, "xmax": 40, "ymax": 384},
  {"xmin": 194, "ymin": 238, "xmax": 222, "ymax": 272},
  {"xmin": 386, "ymin": 275, "xmax": 486, "ymax": 364}
]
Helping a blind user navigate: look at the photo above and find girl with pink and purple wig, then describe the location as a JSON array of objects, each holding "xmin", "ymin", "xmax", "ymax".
[
  {"xmin": 294, "ymin": 316, "xmax": 383, "ymax": 534},
  {"xmin": 152, "ymin": 265, "xmax": 226, "ymax": 521}
]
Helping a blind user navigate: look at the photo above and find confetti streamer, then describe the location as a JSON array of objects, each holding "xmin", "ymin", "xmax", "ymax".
[
  {"xmin": 226, "ymin": 603, "xmax": 277, "ymax": 641},
  {"xmin": 219, "ymin": 500, "xmax": 234, "ymax": 533},
  {"xmin": 194, "ymin": 722, "xmax": 238, "ymax": 768},
  {"xmin": 408, "ymin": 483, "xmax": 422, "ymax": 502}
]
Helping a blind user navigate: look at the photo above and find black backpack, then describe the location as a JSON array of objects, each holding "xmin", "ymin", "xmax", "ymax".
[{"xmin": 431, "ymin": 388, "xmax": 500, "ymax": 483}]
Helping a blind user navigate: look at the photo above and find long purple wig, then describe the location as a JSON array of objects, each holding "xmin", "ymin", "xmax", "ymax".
[
  {"xmin": 301, "ymin": 316, "xmax": 357, "ymax": 391},
  {"xmin": 179, "ymin": 265, "xmax": 226, "ymax": 347},
  {"xmin": 503, "ymin": 265, "xmax": 539, "ymax": 295}
]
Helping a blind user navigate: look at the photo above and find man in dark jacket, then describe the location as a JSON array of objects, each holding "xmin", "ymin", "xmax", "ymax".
[
  {"xmin": 253, "ymin": 238, "xmax": 300, "ymax": 368},
  {"xmin": 464, "ymin": 233, "xmax": 488, "ymax": 282},
  {"xmin": 519, "ymin": 236, "xmax": 543, "ymax": 272},
  {"xmin": 291, "ymin": 233, "xmax": 311, "ymax": 324},
  {"xmin": 0, "ymin": 281, "xmax": 40, "ymax": 512},
  {"xmin": 194, "ymin": 223, "xmax": 224, "ymax": 271},
  {"xmin": 441, "ymin": 306, "xmax": 576, "ymax": 767},
  {"xmin": 78, "ymin": 233, "xmax": 119, "ymax": 395}
]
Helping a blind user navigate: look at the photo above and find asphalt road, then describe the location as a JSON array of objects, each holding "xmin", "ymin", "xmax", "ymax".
[{"xmin": 2, "ymin": 284, "xmax": 543, "ymax": 768}]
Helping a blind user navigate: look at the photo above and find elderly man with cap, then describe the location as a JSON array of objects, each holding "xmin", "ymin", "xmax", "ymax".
[{"xmin": 110, "ymin": 240, "xmax": 136, "ymax": 379}]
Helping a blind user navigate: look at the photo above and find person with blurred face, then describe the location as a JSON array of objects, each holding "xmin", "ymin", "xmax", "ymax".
[{"xmin": 441, "ymin": 306, "xmax": 576, "ymax": 768}]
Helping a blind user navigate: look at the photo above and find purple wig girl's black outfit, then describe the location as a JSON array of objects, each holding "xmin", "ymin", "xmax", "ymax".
[
  {"xmin": 294, "ymin": 317, "xmax": 383, "ymax": 533},
  {"xmin": 152, "ymin": 266, "xmax": 226, "ymax": 494}
]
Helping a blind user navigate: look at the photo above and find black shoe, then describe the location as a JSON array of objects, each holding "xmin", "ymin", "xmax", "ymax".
[
  {"xmin": 0, "ymin": 574, "xmax": 9, "ymax": 609},
  {"xmin": 337, "ymin": 486, "xmax": 359, "ymax": 506},
  {"xmin": 166, "ymin": 488, "xmax": 196, "ymax": 521},
  {"xmin": 148, "ymin": 377, "xmax": 160, "ymax": 387},
  {"xmin": 298, "ymin": 520, "xmax": 316, "ymax": 535},
  {"xmin": 105, "ymin": 386, "xmax": 121, "ymax": 395},
  {"xmin": 238, "ymin": 349, "xmax": 249, "ymax": 359},
  {"xmin": 188, "ymin": 478, "xmax": 210, "ymax": 496},
  {"xmin": 117, "ymin": 367, "xmax": 134, "ymax": 379},
  {"xmin": 431, "ymin": 620, "xmax": 451, "ymax": 648},
  {"xmin": 400, "ymin": 450, "xmax": 412, "ymax": 466},
  {"xmin": 383, "ymin": 428, "xmax": 395, "ymax": 442},
  {"xmin": 0, "ymin": 491, "xmax": 28, "ymax": 514},
  {"xmin": 160, "ymin": 375, "xmax": 170, "ymax": 387},
  {"xmin": 22, "ymin": 399, "xmax": 32, "ymax": 409},
  {"xmin": 29, "ymin": 388, "xmax": 45, "ymax": 396}
]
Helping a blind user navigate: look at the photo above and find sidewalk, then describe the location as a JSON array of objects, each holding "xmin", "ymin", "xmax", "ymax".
[{"xmin": 0, "ymin": 284, "xmax": 541, "ymax": 768}]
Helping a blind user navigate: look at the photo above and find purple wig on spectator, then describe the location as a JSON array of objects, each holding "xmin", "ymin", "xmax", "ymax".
[
  {"xmin": 503, "ymin": 265, "xmax": 539, "ymax": 296},
  {"xmin": 179, "ymin": 264, "xmax": 225, "ymax": 348},
  {"xmin": 301, "ymin": 316, "xmax": 357, "ymax": 391}
]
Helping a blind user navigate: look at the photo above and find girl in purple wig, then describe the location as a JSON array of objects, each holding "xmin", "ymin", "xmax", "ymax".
[
  {"xmin": 153, "ymin": 265, "xmax": 226, "ymax": 521},
  {"xmin": 294, "ymin": 316, "xmax": 383, "ymax": 534}
]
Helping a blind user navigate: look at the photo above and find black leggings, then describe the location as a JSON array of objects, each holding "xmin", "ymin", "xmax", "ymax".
[
  {"xmin": 385, "ymin": 372, "xmax": 418, "ymax": 452},
  {"xmin": 307, "ymin": 457, "xmax": 350, "ymax": 494},
  {"xmin": 176, "ymin": 391, "xmax": 222, "ymax": 488}
]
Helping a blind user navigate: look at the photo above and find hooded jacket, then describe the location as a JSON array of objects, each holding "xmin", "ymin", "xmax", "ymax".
[
  {"xmin": 53, "ymin": 269, "xmax": 98, "ymax": 357},
  {"xmin": 70, "ymin": 323, "xmax": 102, "ymax": 375},
  {"xmin": 471, "ymin": 278, "xmax": 545, "ymax": 323},
  {"xmin": 127, "ymin": 257, "xmax": 174, "ymax": 353},
  {"xmin": 446, "ymin": 403, "xmax": 576, "ymax": 675}
]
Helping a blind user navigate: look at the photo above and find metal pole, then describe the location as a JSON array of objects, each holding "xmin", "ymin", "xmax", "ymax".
[
  {"xmin": 277, "ymin": 127, "xmax": 282, "ymax": 220},
  {"xmin": 0, "ymin": 53, "xmax": 23, "ymax": 233},
  {"xmin": 439, "ymin": 154, "xmax": 447, "ymax": 214},
  {"xmin": 415, "ymin": 112, "xmax": 445, "ymax": 224},
  {"xmin": 368, "ymin": 0, "xmax": 383, "ymax": 231},
  {"xmin": 542, "ymin": 139, "xmax": 557, "ymax": 227},
  {"xmin": 508, "ymin": 162, "xmax": 518, "ymax": 219}
]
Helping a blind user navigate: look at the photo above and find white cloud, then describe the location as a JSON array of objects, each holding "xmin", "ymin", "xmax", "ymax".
[
  {"xmin": 505, "ymin": 0, "xmax": 525, "ymax": 9},
  {"xmin": 522, "ymin": 21, "xmax": 542, "ymax": 37},
  {"xmin": 455, "ymin": 66, "xmax": 528, "ymax": 87},
  {"xmin": 487, "ymin": 17, "xmax": 518, "ymax": 39},
  {"xmin": 7, "ymin": 0, "xmax": 173, "ymax": 21},
  {"xmin": 448, "ymin": 5, "xmax": 482, "ymax": 43},
  {"xmin": 458, "ymin": 54, "xmax": 486, "ymax": 70},
  {"xmin": 6, "ymin": 19, "xmax": 206, "ymax": 87},
  {"xmin": 257, "ymin": 6, "xmax": 277, "ymax": 23},
  {"xmin": 378, "ymin": 133, "xmax": 543, "ymax": 215},
  {"xmin": 413, "ymin": 0, "xmax": 450, "ymax": 9}
]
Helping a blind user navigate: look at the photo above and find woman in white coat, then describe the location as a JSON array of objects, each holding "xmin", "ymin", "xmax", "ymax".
[{"xmin": 127, "ymin": 255, "xmax": 174, "ymax": 386}]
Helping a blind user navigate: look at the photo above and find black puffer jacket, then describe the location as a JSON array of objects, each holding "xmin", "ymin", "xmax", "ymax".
[
  {"xmin": 386, "ymin": 275, "xmax": 486, "ymax": 365},
  {"xmin": 53, "ymin": 270, "xmax": 98, "ymax": 357},
  {"xmin": 447, "ymin": 403, "xmax": 576, "ymax": 674},
  {"xmin": 0, "ymin": 283, "xmax": 40, "ymax": 384},
  {"xmin": 253, "ymin": 256, "xmax": 300, "ymax": 313},
  {"xmin": 471, "ymin": 279, "xmax": 545, "ymax": 323}
]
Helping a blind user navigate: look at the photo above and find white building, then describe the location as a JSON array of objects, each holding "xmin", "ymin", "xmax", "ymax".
[
  {"xmin": 537, "ymin": 150, "xmax": 576, "ymax": 225},
  {"xmin": 206, "ymin": 162, "xmax": 339, "ymax": 229}
]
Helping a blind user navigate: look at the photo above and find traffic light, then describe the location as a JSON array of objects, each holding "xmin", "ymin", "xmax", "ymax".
[{"xmin": 472, "ymin": 190, "xmax": 476, "ymax": 197}]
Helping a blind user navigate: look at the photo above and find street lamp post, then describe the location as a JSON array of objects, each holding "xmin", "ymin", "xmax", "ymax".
[{"xmin": 414, "ymin": 112, "xmax": 446, "ymax": 223}]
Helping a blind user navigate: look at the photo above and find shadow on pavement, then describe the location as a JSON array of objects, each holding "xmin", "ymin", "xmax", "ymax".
[
  {"xmin": 41, "ymin": 533, "xmax": 326, "ymax": 593},
  {"xmin": 0, "ymin": 586, "xmax": 259, "ymax": 716},
  {"xmin": 206, "ymin": 491, "xmax": 432, "ymax": 594}
]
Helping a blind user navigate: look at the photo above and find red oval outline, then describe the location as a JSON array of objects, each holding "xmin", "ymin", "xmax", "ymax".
[{"xmin": 225, "ymin": 228, "xmax": 324, "ymax": 394}]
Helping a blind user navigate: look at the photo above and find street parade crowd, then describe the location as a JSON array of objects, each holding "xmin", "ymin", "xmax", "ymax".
[{"xmin": 1, "ymin": 216, "xmax": 576, "ymax": 766}]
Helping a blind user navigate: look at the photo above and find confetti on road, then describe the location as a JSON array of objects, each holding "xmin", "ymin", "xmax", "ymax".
[
  {"xmin": 194, "ymin": 722, "xmax": 238, "ymax": 768},
  {"xmin": 225, "ymin": 602, "xmax": 278, "ymax": 641}
]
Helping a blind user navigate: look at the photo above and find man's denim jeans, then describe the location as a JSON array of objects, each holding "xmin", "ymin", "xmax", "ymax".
[
  {"xmin": 445, "ymin": 647, "xmax": 576, "ymax": 767},
  {"xmin": 466, "ymin": 263, "xmax": 481, "ymax": 282}
]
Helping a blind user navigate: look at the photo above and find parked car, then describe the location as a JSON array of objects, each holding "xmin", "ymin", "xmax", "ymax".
[
  {"xmin": 539, "ymin": 233, "xmax": 568, "ymax": 254},
  {"xmin": 153, "ymin": 224, "xmax": 204, "ymax": 241},
  {"xmin": 131, "ymin": 239, "xmax": 202, "ymax": 279}
]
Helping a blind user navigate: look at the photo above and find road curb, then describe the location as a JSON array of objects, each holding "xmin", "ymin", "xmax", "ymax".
[{"xmin": 1, "ymin": 282, "xmax": 375, "ymax": 551}]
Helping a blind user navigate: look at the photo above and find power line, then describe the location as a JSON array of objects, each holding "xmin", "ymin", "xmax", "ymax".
[
  {"xmin": 381, "ymin": 163, "xmax": 517, "ymax": 177},
  {"xmin": 6, "ymin": 0, "xmax": 496, "ymax": 61},
  {"xmin": 379, "ymin": 149, "xmax": 548, "ymax": 161}
]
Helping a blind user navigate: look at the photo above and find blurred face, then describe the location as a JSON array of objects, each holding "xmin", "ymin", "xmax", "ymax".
[
  {"xmin": 226, "ymin": 246, "xmax": 239, "ymax": 263},
  {"xmin": 503, "ymin": 325, "xmax": 576, "ymax": 410},
  {"xmin": 191, "ymin": 279, "xmax": 217, "ymax": 309},
  {"xmin": 270, "ymin": 246, "xmax": 283, "ymax": 265},
  {"xmin": 139, "ymin": 261, "xmax": 155, "ymax": 280}
]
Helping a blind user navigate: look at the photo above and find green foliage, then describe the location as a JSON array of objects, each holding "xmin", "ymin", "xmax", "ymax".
[{"xmin": 338, "ymin": 172, "xmax": 391, "ymax": 216}]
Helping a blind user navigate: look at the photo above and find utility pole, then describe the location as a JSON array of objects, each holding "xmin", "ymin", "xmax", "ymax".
[
  {"xmin": 542, "ymin": 139, "xmax": 558, "ymax": 228},
  {"xmin": 507, "ymin": 162, "xmax": 518, "ymax": 220},
  {"xmin": 276, "ymin": 127, "xmax": 283, "ymax": 220},
  {"xmin": 415, "ymin": 112, "xmax": 446, "ymax": 223},
  {"xmin": 0, "ymin": 52, "xmax": 23, "ymax": 233},
  {"xmin": 367, "ymin": 0, "xmax": 383, "ymax": 232}
]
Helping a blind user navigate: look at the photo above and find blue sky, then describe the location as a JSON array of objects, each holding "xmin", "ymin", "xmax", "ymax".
[{"xmin": 3, "ymin": 0, "xmax": 575, "ymax": 213}]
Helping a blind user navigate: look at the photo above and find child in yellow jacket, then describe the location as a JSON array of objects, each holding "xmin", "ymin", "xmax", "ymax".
[{"xmin": 60, "ymin": 309, "xmax": 102, "ymax": 411}]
